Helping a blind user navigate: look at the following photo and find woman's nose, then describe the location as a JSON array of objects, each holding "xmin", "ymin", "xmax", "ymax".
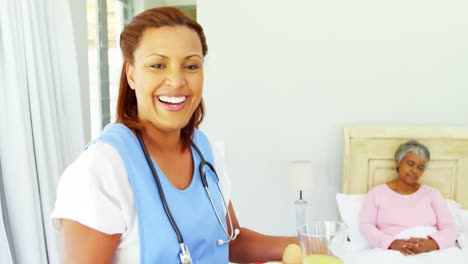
[{"xmin": 165, "ymin": 69, "xmax": 187, "ymax": 88}]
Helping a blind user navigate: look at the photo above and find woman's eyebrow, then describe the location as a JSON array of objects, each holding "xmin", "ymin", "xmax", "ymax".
[
  {"xmin": 144, "ymin": 53, "xmax": 202, "ymax": 59},
  {"xmin": 185, "ymin": 54, "xmax": 202, "ymax": 59},
  {"xmin": 146, "ymin": 53, "xmax": 168, "ymax": 58}
]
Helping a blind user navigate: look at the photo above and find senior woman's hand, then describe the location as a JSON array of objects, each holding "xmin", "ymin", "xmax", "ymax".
[
  {"xmin": 407, "ymin": 237, "xmax": 439, "ymax": 254},
  {"xmin": 389, "ymin": 239, "xmax": 420, "ymax": 255}
]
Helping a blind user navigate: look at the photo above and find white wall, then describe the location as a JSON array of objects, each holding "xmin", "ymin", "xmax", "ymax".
[{"xmin": 197, "ymin": 0, "xmax": 468, "ymax": 236}]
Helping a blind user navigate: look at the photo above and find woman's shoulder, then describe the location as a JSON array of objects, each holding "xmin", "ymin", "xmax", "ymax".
[
  {"xmin": 364, "ymin": 184, "xmax": 390, "ymax": 200},
  {"xmin": 195, "ymin": 130, "xmax": 223, "ymax": 155},
  {"xmin": 193, "ymin": 128, "xmax": 209, "ymax": 143},
  {"xmin": 368, "ymin": 184, "xmax": 389, "ymax": 193},
  {"xmin": 77, "ymin": 141, "xmax": 123, "ymax": 168},
  {"xmin": 52, "ymin": 141, "xmax": 131, "ymax": 234},
  {"xmin": 62, "ymin": 141, "xmax": 127, "ymax": 186},
  {"xmin": 419, "ymin": 184, "xmax": 443, "ymax": 197}
]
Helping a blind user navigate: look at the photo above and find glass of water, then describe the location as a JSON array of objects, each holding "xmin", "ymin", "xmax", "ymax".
[{"xmin": 298, "ymin": 221, "xmax": 347, "ymax": 264}]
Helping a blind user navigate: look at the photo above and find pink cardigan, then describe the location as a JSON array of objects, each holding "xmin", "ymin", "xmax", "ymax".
[{"xmin": 359, "ymin": 184, "xmax": 457, "ymax": 250}]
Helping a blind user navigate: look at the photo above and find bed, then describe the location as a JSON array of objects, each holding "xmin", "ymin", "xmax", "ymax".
[{"xmin": 338, "ymin": 126, "xmax": 468, "ymax": 264}]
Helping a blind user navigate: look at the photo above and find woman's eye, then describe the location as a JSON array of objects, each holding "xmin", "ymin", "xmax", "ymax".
[
  {"xmin": 150, "ymin": 64, "xmax": 165, "ymax": 69},
  {"xmin": 407, "ymin": 161, "xmax": 414, "ymax": 166},
  {"xmin": 185, "ymin": 64, "xmax": 199, "ymax": 70},
  {"xmin": 418, "ymin": 165, "xmax": 425, "ymax": 171}
]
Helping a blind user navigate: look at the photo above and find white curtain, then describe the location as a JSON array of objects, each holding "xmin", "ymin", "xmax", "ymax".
[
  {"xmin": 0, "ymin": 161, "xmax": 14, "ymax": 264},
  {"xmin": 0, "ymin": 0, "xmax": 88, "ymax": 263}
]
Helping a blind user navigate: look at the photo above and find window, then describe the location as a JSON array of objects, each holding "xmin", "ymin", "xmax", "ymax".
[{"xmin": 87, "ymin": 0, "xmax": 196, "ymax": 139}]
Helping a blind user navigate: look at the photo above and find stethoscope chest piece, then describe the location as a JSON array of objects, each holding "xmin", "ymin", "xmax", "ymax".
[{"xmin": 179, "ymin": 243, "xmax": 192, "ymax": 264}]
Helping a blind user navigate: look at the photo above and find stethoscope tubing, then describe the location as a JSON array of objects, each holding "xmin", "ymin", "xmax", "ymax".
[
  {"xmin": 136, "ymin": 130, "xmax": 236, "ymax": 248},
  {"xmin": 136, "ymin": 130, "xmax": 185, "ymax": 244},
  {"xmin": 182, "ymin": 140, "xmax": 237, "ymax": 243}
]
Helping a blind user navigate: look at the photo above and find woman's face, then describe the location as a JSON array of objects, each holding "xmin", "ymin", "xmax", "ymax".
[
  {"xmin": 397, "ymin": 151, "xmax": 427, "ymax": 185},
  {"xmin": 126, "ymin": 26, "xmax": 204, "ymax": 133}
]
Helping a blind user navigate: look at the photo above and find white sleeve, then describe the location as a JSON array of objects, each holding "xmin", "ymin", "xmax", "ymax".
[
  {"xmin": 207, "ymin": 137, "xmax": 232, "ymax": 208},
  {"xmin": 50, "ymin": 142, "xmax": 129, "ymax": 234}
]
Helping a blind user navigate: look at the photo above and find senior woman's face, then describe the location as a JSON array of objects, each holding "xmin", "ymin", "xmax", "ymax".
[{"xmin": 397, "ymin": 151, "xmax": 426, "ymax": 185}]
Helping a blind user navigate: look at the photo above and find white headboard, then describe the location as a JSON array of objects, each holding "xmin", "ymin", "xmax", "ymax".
[{"xmin": 342, "ymin": 126, "xmax": 468, "ymax": 209}]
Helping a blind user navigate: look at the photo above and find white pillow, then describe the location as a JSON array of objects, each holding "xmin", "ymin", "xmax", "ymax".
[
  {"xmin": 458, "ymin": 232, "xmax": 468, "ymax": 251},
  {"xmin": 459, "ymin": 209, "xmax": 468, "ymax": 251},
  {"xmin": 335, "ymin": 193, "xmax": 369, "ymax": 250},
  {"xmin": 335, "ymin": 193, "xmax": 463, "ymax": 250},
  {"xmin": 460, "ymin": 209, "xmax": 468, "ymax": 231},
  {"xmin": 446, "ymin": 199, "xmax": 463, "ymax": 234}
]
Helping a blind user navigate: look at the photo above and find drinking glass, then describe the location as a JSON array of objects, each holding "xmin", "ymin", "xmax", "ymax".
[{"xmin": 298, "ymin": 221, "xmax": 347, "ymax": 264}]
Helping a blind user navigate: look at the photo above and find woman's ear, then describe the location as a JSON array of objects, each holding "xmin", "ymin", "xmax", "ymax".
[
  {"xmin": 126, "ymin": 63, "xmax": 135, "ymax": 90},
  {"xmin": 395, "ymin": 161, "xmax": 399, "ymax": 172}
]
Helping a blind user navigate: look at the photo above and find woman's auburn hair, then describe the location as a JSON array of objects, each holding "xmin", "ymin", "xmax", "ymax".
[{"xmin": 115, "ymin": 7, "xmax": 208, "ymax": 149}]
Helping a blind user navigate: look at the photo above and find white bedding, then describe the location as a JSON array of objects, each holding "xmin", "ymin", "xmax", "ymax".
[
  {"xmin": 341, "ymin": 226, "xmax": 468, "ymax": 264},
  {"xmin": 342, "ymin": 245, "xmax": 468, "ymax": 264}
]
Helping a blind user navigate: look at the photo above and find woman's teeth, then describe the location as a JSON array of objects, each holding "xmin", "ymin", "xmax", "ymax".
[{"xmin": 158, "ymin": 95, "xmax": 187, "ymax": 104}]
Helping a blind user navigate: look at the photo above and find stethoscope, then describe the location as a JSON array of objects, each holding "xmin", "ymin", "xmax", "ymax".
[{"xmin": 136, "ymin": 130, "xmax": 240, "ymax": 264}]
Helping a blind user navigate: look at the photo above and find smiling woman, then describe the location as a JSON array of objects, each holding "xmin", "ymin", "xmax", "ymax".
[
  {"xmin": 116, "ymin": 8, "xmax": 207, "ymax": 150},
  {"xmin": 125, "ymin": 26, "xmax": 204, "ymax": 144},
  {"xmin": 51, "ymin": 6, "xmax": 298, "ymax": 264}
]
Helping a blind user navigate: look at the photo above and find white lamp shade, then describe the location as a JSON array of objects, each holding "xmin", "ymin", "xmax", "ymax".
[{"xmin": 288, "ymin": 160, "xmax": 313, "ymax": 192}]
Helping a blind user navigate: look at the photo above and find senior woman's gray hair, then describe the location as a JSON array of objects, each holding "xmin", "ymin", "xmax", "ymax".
[{"xmin": 394, "ymin": 140, "xmax": 430, "ymax": 170}]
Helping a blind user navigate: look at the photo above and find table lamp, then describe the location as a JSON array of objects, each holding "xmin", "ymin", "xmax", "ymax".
[{"xmin": 288, "ymin": 160, "xmax": 313, "ymax": 231}]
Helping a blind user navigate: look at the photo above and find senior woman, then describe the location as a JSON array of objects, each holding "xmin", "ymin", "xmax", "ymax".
[{"xmin": 360, "ymin": 140, "xmax": 457, "ymax": 256}]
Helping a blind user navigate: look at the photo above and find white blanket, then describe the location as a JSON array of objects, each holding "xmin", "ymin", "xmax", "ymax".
[
  {"xmin": 343, "ymin": 246, "xmax": 467, "ymax": 264},
  {"xmin": 342, "ymin": 227, "xmax": 468, "ymax": 264}
]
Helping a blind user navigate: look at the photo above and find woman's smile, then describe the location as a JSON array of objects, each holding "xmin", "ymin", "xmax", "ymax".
[{"xmin": 156, "ymin": 95, "xmax": 191, "ymax": 112}]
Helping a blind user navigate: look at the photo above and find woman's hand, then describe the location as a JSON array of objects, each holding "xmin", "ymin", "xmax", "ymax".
[
  {"xmin": 389, "ymin": 239, "xmax": 419, "ymax": 255},
  {"xmin": 406, "ymin": 237, "xmax": 439, "ymax": 254}
]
